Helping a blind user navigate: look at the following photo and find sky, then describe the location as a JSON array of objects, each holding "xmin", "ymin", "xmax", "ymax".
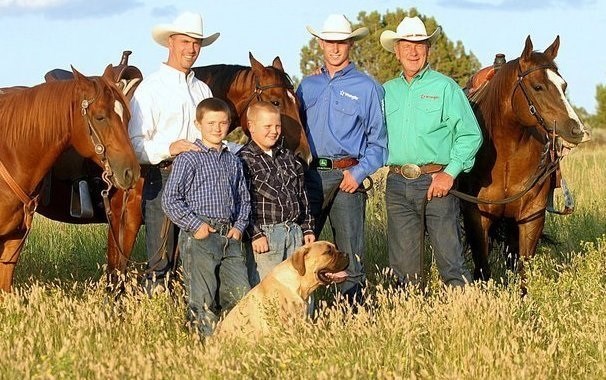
[{"xmin": 0, "ymin": 0, "xmax": 604, "ymax": 113}]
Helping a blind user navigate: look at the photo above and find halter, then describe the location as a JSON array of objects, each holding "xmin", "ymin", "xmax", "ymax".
[
  {"xmin": 512, "ymin": 63, "xmax": 560, "ymax": 136},
  {"xmin": 238, "ymin": 76, "xmax": 294, "ymax": 122}
]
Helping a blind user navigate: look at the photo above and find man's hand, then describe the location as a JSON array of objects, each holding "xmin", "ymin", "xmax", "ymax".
[
  {"xmin": 339, "ymin": 170, "xmax": 360, "ymax": 194},
  {"xmin": 226, "ymin": 228, "xmax": 242, "ymax": 241},
  {"xmin": 169, "ymin": 139, "xmax": 201, "ymax": 156},
  {"xmin": 252, "ymin": 235, "xmax": 269, "ymax": 253},
  {"xmin": 194, "ymin": 223, "xmax": 215, "ymax": 239},
  {"xmin": 427, "ymin": 172, "xmax": 454, "ymax": 200}
]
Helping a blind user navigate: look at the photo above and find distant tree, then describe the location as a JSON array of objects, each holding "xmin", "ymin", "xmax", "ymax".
[
  {"xmin": 592, "ymin": 83, "xmax": 606, "ymax": 129},
  {"xmin": 299, "ymin": 8, "xmax": 481, "ymax": 86}
]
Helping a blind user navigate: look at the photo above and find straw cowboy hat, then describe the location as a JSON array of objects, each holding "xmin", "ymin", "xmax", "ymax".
[
  {"xmin": 380, "ymin": 16, "xmax": 441, "ymax": 53},
  {"xmin": 152, "ymin": 11, "xmax": 220, "ymax": 48},
  {"xmin": 306, "ymin": 14, "xmax": 368, "ymax": 41}
]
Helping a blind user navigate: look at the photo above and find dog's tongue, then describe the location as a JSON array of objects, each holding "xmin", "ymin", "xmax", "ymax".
[{"xmin": 326, "ymin": 271, "xmax": 348, "ymax": 283}]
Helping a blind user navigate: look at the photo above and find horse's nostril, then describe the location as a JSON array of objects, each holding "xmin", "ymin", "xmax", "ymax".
[{"xmin": 572, "ymin": 125, "xmax": 583, "ymax": 136}]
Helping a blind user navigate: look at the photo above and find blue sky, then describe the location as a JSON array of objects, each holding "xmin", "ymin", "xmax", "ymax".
[{"xmin": 0, "ymin": 0, "xmax": 604, "ymax": 112}]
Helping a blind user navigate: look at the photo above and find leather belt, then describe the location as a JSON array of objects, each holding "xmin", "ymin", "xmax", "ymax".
[
  {"xmin": 311, "ymin": 157, "xmax": 359, "ymax": 170},
  {"xmin": 389, "ymin": 164, "xmax": 444, "ymax": 179}
]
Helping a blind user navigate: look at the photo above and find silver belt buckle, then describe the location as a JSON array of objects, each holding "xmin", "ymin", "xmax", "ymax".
[{"xmin": 401, "ymin": 164, "xmax": 421, "ymax": 179}]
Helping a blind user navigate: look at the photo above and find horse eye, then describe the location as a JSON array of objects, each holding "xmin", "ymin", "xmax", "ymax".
[
  {"xmin": 533, "ymin": 84, "xmax": 544, "ymax": 91},
  {"xmin": 95, "ymin": 115, "xmax": 106, "ymax": 122},
  {"xmin": 271, "ymin": 100, "xmax": 280, "ymax": 107}
]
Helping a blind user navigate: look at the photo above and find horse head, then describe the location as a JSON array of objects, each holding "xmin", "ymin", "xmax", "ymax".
[
  {"xmin": 246, "ymin": 53, "xmax": 312, "ymax": 164},
  {"xmin": 71, "ymin": 65, "xmax": 140, "ymax": 190},
  {"xmin": 513, "ymin": 36, "xmax": 590, "ymax": 148}
]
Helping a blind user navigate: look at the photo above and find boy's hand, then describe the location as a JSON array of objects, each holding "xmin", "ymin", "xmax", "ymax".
[
  {"xmin": 194, "ymin": 223, "xmax": 215, "ymax": 240},
  {"xmin": 304, "ymin": 234, "xmax": 316, "ymax": 245},
  {"xmin": 252, "ymin": 236, "xmax": 269, "ymax": 253},
  {"xmin": 226, "ymin": 228, "xmax": 242, "ymax": 241}
]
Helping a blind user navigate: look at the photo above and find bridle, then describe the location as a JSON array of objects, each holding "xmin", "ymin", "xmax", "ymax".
[{"xmin": 238, "ymin": 75, "xmax": 295, "ymax": 122}]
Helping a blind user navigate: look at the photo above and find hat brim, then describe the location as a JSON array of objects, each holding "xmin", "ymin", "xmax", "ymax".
[
  {"xmin": 380, "ymin": 26, "xmax": 441, "ymax": 53},
  {"xmin": 152, "ymin": 25, "xmax": 220, "ymax": 47},
  {"xmin": 306, "ymin": 25, "xmax": 369, "ymax": 41}
]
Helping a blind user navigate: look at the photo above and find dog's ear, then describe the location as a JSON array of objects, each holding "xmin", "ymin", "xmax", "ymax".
[{"xmin": 292, "ymin": 245, "xmax": 310, "ymax": 276}]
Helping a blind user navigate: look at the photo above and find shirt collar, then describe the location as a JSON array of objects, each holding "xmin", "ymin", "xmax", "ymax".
[
  {"xmin": 196, "ymin": 139, "xmax": 228, "ymax": 153},
  {"xmin": 400, "ymin": 64, "xmax": 431, "ymax": 83},
  {"xmin": 321, "ymin": 62, "xmax": 355, "ymax": 78},
  {"xmin": 246, "ymin": 140, "xmax": 284, "ymax": 156},
  {"xmin": 159, "ymin": 63, "xmax": 196, "ymax": 84}
]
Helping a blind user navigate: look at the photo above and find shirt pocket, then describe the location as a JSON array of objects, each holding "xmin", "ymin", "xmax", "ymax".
[
  {"xmin": 251, "ymin": 169, "xmax": 279, "ymax": 202},
  {"xmin": 414, "ymin": 97, "xmax": 443, "ymax": 128}
]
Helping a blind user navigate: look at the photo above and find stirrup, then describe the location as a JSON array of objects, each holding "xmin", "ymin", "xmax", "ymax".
[{"xmin": 70, "ymin": 180, "xmax": 94, "ymax": 218}]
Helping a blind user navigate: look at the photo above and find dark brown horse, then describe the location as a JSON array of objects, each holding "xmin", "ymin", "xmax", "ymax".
[
  {"xmin": 458, "ymin": 36, "xmax": 590, "ymax": 288},
  {"xmin": 0, "ymin": 65, "xmax": 141, "ymax": 292},
  {"xmin": 36, "ymin": 53, "xmax": 309, "ymax": 285}
]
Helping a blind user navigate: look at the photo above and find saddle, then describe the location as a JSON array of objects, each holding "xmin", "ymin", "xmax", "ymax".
[{"xmin": 41, "ymin": 51, "xmax": 143, "ymax": 218}]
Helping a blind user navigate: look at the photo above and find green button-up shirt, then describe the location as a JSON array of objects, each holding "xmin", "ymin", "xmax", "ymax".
[{"xmin": 383, "ymin": 66, "xmax": 482, "ymax": 178}]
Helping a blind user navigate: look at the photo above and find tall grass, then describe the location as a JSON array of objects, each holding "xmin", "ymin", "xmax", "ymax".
[{"xmin": 1, "ymin": 144, "xmax": 605, "ymax": 379}]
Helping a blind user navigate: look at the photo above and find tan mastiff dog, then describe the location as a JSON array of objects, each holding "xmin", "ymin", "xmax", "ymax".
[{"xmin": 215, "ymin": 241, "xmax": 349, "ymax": 336}]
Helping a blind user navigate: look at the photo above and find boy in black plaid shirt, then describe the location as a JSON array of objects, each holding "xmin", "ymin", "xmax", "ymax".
[{"xmin": 238, "ymin": 101, "xmax": 315, "ymax": 286}]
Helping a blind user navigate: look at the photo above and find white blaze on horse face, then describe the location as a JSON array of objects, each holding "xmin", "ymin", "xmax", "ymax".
[
  {"xmin": 286, "ymin": 90, "xmax": 297, "ymax": 106},
  {"xmin": 547, "ymin": 69, "xmax": 589, "ymax": 141},
  {"xmin": 114, "ymin": 100, "xmax": 125, "ymax": 124}
]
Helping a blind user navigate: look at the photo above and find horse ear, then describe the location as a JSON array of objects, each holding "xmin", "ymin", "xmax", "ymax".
[
  {"xmin": 291, "ymin": 245, "xmax": 310, "ymax": 276},
  {"xmin": 543, "ymin": 35, "xmax": 560, "ymax": 61},
  {"xmin": 521, "ymin": 35, "xmax": 533, "ymax": 61},
  {"xmin": 272, "ymin": 56, "xmax": 284, "ymax": 71},
  {"xmin": 249, "ymin": 52, "xmax": 264, "ymax": 72},
  {"xmin": 102, "ymin": 64, "xmax": 115, "ymax": 81},
  {"xmin": 71, "ymin": 65, "xmax": 85, "ymax": 81}
]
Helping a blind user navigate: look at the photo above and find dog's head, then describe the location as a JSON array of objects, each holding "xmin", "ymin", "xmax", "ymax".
[{"xmin": 291, "ymin": 241, "xmax": 349, "ymax": 286}]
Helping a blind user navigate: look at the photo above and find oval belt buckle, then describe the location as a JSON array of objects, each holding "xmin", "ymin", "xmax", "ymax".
[{"xmin": 401, "ymin": 164, "xmax": 421, "ymax": 179}]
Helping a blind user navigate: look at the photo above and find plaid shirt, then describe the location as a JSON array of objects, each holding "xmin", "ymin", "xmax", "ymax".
[
  {"xmin": 162, "ymin": 140, "xmax": 250, "ymax": 233},
  {"xmin": 238, "ymin": 141, "xmax": 314, "ymax": 240}
]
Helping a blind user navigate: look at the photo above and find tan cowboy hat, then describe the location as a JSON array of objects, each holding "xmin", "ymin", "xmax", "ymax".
[
  {"xmin": 152, "ymin": 11, "xmax": 220, "ymax": 48},
  {"xmin": 306, "ymin": 14, "xmax": 368, "ymax": 41},
  {"xmin": 380, "ymin": 16, "xmax": 442, "ymax": 53}
]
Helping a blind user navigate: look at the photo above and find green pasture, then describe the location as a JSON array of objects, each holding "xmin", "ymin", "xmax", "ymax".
[{"xmin": 1, "ymin": 141, "xmax": 605, "ymax": 379}]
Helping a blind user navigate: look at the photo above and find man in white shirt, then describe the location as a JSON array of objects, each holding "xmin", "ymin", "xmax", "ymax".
[{"xmin": 128, "ymin": 11, "xmax": 219, "ymax": 291}]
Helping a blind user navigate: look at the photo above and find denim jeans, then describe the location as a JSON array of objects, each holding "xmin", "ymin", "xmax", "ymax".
[
  {"xmin": 142, "ymin": 166, "xmax": 178, "ymax": 283},
  {"xmin": 178, "ymin": 221, "xmax": 250, "ymax": 337},
  {"xmin": 305, "ymin": 169, "xmax": 366, "ymax": 293},
  {"xmin": 246, "ymin": 222, "xmax": 303, "ymax": 287},
  {"xmin": 385, "ymin": 172, "xmax": 470, "ymax": 287}
]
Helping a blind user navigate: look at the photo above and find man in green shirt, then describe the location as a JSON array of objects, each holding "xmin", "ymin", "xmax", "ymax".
[{"xmin": 380, "ymin": 16, "xmax": 482, "ymax": 287}]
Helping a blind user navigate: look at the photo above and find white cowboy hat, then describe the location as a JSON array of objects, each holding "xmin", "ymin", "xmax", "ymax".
[
  {"xmin": 380, "ymin": 16, "xmax": 442, "ymax": 53},
  {"xmin": 306, "ymin": 14, "xmax": 369, "ymax": 41},
  {"xmin": 152, "ymin": 11, "xmax": 220, "ymax": 48}
]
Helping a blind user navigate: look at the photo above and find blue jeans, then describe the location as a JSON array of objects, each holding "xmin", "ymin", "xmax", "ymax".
[
  {"xmin": 142, "ymin": 166, "xmax": 177, "ymax": 283},
  {"xmin": 178, "ymin": 219, "xmax": 250, "ymax": 336},
  {"xmin": 305, "ymin": 169, "xmax": 366, "ymax": 293},
  {"xmin": 246, "ymin": 222, "xmax": 303, "ymax": 287},
  {"xmin": 385, "ymin": 173, "xmax": 471, "ymax": 287}
]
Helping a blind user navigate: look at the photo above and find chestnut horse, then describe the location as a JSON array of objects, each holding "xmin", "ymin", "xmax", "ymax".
[
  {"xmin": 457, "ymin": 36, "xmax": 590, "ymax": 289},
  {"xmin": 37, "ymin": 53, "xmax": 309, "ymax": 286},
  {"xmin": 0, "ymin": 65, "xmax": 141, "ymax": 292}
]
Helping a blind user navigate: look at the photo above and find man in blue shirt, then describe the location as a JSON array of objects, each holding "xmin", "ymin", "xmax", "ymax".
[{"xmin": 296, "ymin": 14, "xmax": 387, "ymax": 305}]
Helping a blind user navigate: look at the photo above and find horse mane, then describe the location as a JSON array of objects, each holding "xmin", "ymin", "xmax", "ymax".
[{"xmin": 0, "ymin": 80, "xmax": 74, "ymax": 148}]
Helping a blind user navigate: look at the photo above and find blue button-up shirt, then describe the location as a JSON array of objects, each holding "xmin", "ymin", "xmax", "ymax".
[
  {"xmin": 296, "ymin": 63, "xmax": 387, "ymax": 183},
  {"xmin": 161, "ymin": 140, "xmax": 251, "ymax": 233}
]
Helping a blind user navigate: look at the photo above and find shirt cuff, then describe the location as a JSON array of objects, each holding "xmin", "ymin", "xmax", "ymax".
[{"xmin": 444, "ymin": 161, "xmax": 463, "ymax": 179}]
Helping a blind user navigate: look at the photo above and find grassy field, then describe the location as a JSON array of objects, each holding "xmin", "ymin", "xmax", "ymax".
[{"xmin": 1, "ymin": 142, "xmax": 605, "ymax": 379}]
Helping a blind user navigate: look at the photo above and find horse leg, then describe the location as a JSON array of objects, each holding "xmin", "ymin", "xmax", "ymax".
[
  {"xmin": 106, "ymin": 180, "xmax": 143, "ymax": 287},
  {"xmin": 516, "ymin": 213, "xmax": 546, "ymax": 295},
  {"xmin": 0, "ymin": 234, "xmax": 26, "ymax": 293},
  {"xmin": 462, "ymin": 204, "xmax": 493, "ymax": 281}
]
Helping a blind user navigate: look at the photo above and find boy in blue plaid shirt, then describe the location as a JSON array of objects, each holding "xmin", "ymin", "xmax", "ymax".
[{"xmin": 162, "ymin": 97, "xmax": 251, "ymax": 336}]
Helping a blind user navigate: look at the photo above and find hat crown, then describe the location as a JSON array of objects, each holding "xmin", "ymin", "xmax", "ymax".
[
  {"xmin": 321, "ymin": 14, "xmax": 353, "ymax": 34},
  {"xmin": 171, "ymin": 11, "xmax": 204, "ymax": 37},
  {"xmin": 396, "ymin": 16, "xmax": 429, "ymax": 38}
]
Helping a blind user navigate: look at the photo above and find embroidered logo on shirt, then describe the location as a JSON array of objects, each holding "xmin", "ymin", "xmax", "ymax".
[
  {"xmin": 340, "ymin": 90, "xmax": 359, "ymax": 101},
  {"xmin": 420, "ymin": 94, "xmax": 439, "ymax": 100}
]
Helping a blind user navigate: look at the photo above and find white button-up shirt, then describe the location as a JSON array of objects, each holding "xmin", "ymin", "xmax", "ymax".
[{"xmin": 128, "ymin": 63, "xmax": 213, "ymax": 165}]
